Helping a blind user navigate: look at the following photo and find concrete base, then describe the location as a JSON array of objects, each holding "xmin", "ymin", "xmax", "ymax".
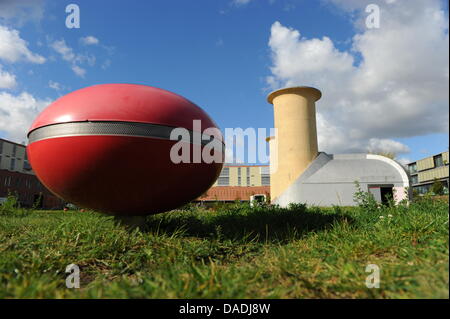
[{"xmin": 114, "ymin": 215, "xmax": 147, "ymax": 231}]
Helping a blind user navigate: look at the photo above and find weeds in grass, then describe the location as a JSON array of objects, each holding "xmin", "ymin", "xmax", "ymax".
[
  {"xmin": 0, "ymin": 194, "xmax": 29, "ymax": 217},
  {"xmin": 353, "ymin": 181, "xmax": 380, "ymax": 212}
]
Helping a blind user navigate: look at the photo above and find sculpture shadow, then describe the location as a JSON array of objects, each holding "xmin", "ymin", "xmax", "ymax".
[{"xmin": 144, "ymin": 204, "xmax": 355, "ymax": 244}]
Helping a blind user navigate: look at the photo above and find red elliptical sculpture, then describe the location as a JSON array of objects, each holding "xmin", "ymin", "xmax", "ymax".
[{"xmin": 27, "ymin": 84, "xmax": 224, "ymax": 215}]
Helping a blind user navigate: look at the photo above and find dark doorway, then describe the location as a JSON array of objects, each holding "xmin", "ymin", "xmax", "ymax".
[
  {"xmin": 33, "ymin": 193, "xmax": 43, "ymax": 209},
  {"xmin": 380, "ymin": 187, "xmax": 393, "ymax": 205}
]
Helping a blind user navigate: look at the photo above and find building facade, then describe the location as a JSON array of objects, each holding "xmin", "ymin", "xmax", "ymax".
[
  {"xmin": 212, "ymin": 165, "xmax": 270, "ymax": 187},
  {"xmin": 0, "ymin": 138, "xmax": 33, "ymax": 174},
  {"xmin": 198, "ymin": 186, "xmax": 270, "ymax": 203},
  {"xmin": 198, "ymin": 165, "xmax": 270, "ymax": 203},
  {"xmin": 407, "ymin": 151, "xmax": 449, "ymax": 194},
  {"xmin": 0, "ymin": 138, "xmax": 64, "ymax": 209}
]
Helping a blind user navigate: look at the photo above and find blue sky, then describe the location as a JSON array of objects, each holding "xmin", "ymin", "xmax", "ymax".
[{"xmin": 0, "ymin": 0, "xmax": 448, "ymax": 164}]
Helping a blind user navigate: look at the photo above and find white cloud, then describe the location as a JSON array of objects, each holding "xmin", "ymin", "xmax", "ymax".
[
  {"xmin": 50, "ymin": 39, "xmax": 76, "ymax": 63},
  {"xmin": 80, "ymin": 36, "xmax": 99, "ymax": 45},
  {"xmin": 0, "ymin": 0, "xmax": 44, "ymax": 26},
  {"xmin": 267, "ymin": 0, "xmax": 449, "ymax": 157},
  {"xmin": 397, "ymin": 157, "xmax": 412, "ymax": 167},
  {"xmin": 50, "ymin": 39, "xmax": 94, "ymax": 77},
  {"xmin": 0, "ymin": 91, "xmax": 52, "ymax": 142},
  {"xmin": 367, "ymin": 138, "xmax": 410, "ymax": 154},
  {"xmin": 48, "ymin": 80, "xmax": 62, "ymax": 91},
  {"xmin": 101, "ymin": 59, "xmax": 111, "ymax": 70},
  {"xmin": 232, "ymin": 0, "xmax": 253, "ymax": 5},
  {"xmin": 71, "ymin": 65, "xmax": 86, "ymax": 78},
  {"xmin": 0, "ymin": 67, "xmax": 16, "ymax": 89},
  {"xmin": 0, "ymin": 25, "xmax": 45, "ymax": 64}
]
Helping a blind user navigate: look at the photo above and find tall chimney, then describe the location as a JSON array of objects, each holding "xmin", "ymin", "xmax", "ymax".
[{"xmin": 267, "ymin": 86, "xmax": 322, "ymax": 201}]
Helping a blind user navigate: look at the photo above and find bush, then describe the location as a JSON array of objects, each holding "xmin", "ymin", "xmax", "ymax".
[
  {"xmin": 353, "ymin": 181, "xmax": 379, "ymax": 212},
  {"xmin": 0, "ymin": 194, "xmax": 29, "ymax": 217},
  {"xmin": 430, "ymin": 178, "xmax": 445, "ymax": 196}
]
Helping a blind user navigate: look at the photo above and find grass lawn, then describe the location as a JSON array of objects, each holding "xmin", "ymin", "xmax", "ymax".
[{"xmin": 0, "ymin": 198, "xmax": 448, "ymax": 298}]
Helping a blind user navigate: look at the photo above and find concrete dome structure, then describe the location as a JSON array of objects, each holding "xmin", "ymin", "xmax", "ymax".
[{"xmin": 267, "ymin": 86, "xmax": 410, "ymax": 206}]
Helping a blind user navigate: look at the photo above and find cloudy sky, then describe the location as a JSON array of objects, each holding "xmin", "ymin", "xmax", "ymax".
[{"xmin": 0, "ymin": 0, "xmax": 448, "ymax": 164}]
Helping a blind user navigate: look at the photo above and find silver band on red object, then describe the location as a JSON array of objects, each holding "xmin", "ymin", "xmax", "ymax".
[{"xmin": 27, "ymin": 121, "xmax": 224, "ymax": 149}]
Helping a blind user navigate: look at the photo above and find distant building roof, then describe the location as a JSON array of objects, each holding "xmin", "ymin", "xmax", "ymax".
[
  {"xmin": 303, "ymin": 153, "xmax": 409, "ymax": 185},
  {"xmin": 0, "ymin": 138, "xmax": 26, "ymax": 148}
]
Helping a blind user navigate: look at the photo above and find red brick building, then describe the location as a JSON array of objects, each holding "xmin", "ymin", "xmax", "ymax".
[
  {"xmin": 0, "ymin": 138, "xmax": 64, "ymax": 209},
  {"xmin": 0, "ymin": 169, "xmax": 64, "ymax": 209},
  {"xmin": 197, "ymin": 186, "xmax": 270, "ymax": 203}
]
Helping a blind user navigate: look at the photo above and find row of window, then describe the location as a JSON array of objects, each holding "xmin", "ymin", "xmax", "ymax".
[
  {"xmin": 0, "ymin": 141, "xmax": 24, "ymax": 157},
  {"xmin": 0, "ymin": 156, "xmax": 31, "ymax": 172},
  {"xmin": 0, "ymin": 156, "xmax": 16, "ymax": 171},
  {"xmin": 219, "ymin": 167, "xmax": 270, "ymax": 176},
  {"xmin": 408, "ymin": 154, "xmax": 447, "ymax": 175},
  {"xmin": 216, "ymin": 169, "xmax": 270, "ymax": 186},
  {"xmin": 1, "ymin": 175, "xmax": 43, "ymax": 190},
  {"xmin": 0, "ymin": 141, "xmax": 27, "ymax": 159},
  {"xmin": 412, "ymin": 180, "xmax": 448, "ymax": 195},
  {"xmin": 414, "ymin": 184, "xmax": 431, "ymax": 195}
]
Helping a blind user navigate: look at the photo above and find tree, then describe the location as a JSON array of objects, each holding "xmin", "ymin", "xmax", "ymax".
[{"xmin": 430, "ymin": 178, "xmax": 444, "ymax": 195}]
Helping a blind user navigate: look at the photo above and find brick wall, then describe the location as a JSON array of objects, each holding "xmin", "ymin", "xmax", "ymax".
[{"xmin": 0, "ymin": 169, "xmax": 64, "ymax": 209}]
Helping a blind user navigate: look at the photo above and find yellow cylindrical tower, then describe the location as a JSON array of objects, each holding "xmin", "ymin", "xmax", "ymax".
[{"xmin": 267, "ymin": 86, "xmax": 322, "ymax": 201}]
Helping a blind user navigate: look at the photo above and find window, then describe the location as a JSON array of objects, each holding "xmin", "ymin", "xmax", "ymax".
[
  {"xmin": 12, "ymin": 145, "xmax": 16, "ymax": 157},
  {"xmin": 10, "ymin": 158, "xmax": 15, "ymax": 171},
  {"xmin": 415, "ymin": 184, "xmax": 431, "ymax": 195},
  {"xmin": 246, "ymin": 167, "xmax": 250, "ymax": 186},
  {"xmin": 0, "ymin": 141, "xmax": 3, "ymax": 154},
  {"xmin": 221, "ymin": 167, "xmax": 229, "ymax": 176},
  {"xmin": 237, "ymin": 167, "xmax": 241, "ymax": 186},
  {"xmin": 434, "ymin": 154, "xmax": 443, "ymax": 167},
  {"xmin": 261, "ymin": 176, "xmax": 270, "ymax": 186},
  {"xmin": 218, "ymin": 167, "xmax": 229, "ymax": 186},
  {"xmin": 408, "ymin": 163, "xmax": 417, "ymax": 174},
  {"xmin": 24, "ymin": 161, "xmax": 32, "ymax": 171},
  {"xmin": 411, "ymin": 175, "xmax": 418, "ymax": 184},
  {"xmin": 217, "ymin": 177, "xmax": 229, "ymax": 186},
  {"xmin": 260, "ymin": 166, "xmax": 270, "ymax": 186}
]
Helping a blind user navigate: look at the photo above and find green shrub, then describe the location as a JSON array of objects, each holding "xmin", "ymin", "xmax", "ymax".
[
  {"xmin": 0, "ymin": 194, "xmax": 29, "ymax": 217},
  {"xmin": 430, "ymin": 178, "xmax": 445, "ymax": 196},
  {"xmin": 353, "ymin": 181, "xmax": 379, "ymax": 212}
]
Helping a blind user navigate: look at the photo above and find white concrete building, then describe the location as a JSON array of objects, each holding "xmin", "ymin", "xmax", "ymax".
[{"xmin": 267, "ymin": 87, "xmax": 410, "ymax": 207}]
